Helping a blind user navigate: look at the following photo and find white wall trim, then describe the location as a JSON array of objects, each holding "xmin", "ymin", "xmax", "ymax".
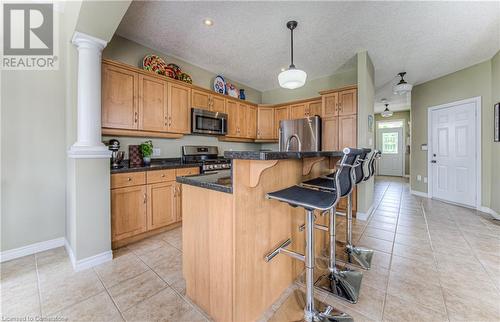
[
  {"xmin": 64, "ymin": 240, "xmax": 113, "ymax": 272},
  {"xmin": 479, "ymin": 207, "xmax": 500, "ymax": 220},
  {"xmin": 427, "ymin": 96, "xmax": 482, "ymax": 208},
  {"xmin": 411, "ymin": 189, "xmax": 429, "ymax": 198},
  {"xmin": 0, "ymin": 237, "xmax": 65, "ymax": 263}
]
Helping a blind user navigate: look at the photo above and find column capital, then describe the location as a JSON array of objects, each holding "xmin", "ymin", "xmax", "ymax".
[{"xmin": 71, "ymin": 31, "xmax": 107, "ymax": 51}]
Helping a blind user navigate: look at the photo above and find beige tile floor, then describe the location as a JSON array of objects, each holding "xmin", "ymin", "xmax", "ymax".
[
  {"xmin": 266, "ymin": 177, "xmax": 500, "ymax": 322},
  {"xmin": 1, "ymin": 177, "xmax": 499, "ymax": 321}
]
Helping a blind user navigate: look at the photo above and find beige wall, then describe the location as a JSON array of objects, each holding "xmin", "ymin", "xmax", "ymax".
[
  {"xmin": 410, "ymin": 59, "xmax": 493, "ymax": 208},
  {"xmin": 103, "ymin": 35, "xmax": 262, "ymax": 104},
  {"xmin": 375, "ymin": 111, "xmax": 411, "ymax": 176},
  {"xmin": 1, "ymin": 4, "xmax": 83, "ymax": 251},
  {"xmin": 261, "ymin": 68, "xmax": 357, "ymax": 104},
  {"xmin": 490, "ymin": 51, "xmax": 500, "ymax": 214},
  {"xmin": 356, "ymin": 51, "xmax": 375, "ymax": 214}
]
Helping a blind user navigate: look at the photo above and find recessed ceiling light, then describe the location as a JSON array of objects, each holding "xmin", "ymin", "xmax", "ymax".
[{"xmin": 203, "ymin": 19, "xmax": 213, "ymax": 26}]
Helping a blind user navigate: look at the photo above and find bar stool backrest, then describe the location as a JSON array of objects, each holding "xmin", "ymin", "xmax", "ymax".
[
  {"xmin": 354, "ymin": 148, "xmax": 371, "ymax": 184},
  {"xmin": 335, "ymin": 147, "xmax": 364, "ymax": 198},
  {"xmin": 364, "ymin": 150, "xmax": 381, "ymax": 181}
]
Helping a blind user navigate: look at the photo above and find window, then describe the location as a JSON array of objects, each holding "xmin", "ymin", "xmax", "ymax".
[
  {"xmin": 378, "ymin": 120, "xmax": 404, "ymax": 129},
  {"xmin": 382, "ymin": 132, "xmax": 398, "ymax": 154}
]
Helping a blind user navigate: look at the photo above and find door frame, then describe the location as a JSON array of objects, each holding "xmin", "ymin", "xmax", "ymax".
[
  {"xmin": 376, "ymin": 118, "xmax": 406, "ymax": 176},
  {"xmin": 427, "ymin": 96, "xmax": 482, "ymax": 209}
]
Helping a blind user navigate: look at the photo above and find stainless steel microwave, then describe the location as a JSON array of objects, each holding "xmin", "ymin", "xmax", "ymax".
[{"xmin": 191, "ymin": 108, "xmax": 228, "ymax": 135}]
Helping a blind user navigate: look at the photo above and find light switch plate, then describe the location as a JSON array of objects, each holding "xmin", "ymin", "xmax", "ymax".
[
  {"xmin": 423, "ymin": 177, "xmax": 428, "ymax": 183},
  {"xmin": 417, "ymin": 175, "xmax": 422, "ymax": 181},
  {"xmin": 152, "ymin": 148, "xmax": 161, "ymax": 157}
]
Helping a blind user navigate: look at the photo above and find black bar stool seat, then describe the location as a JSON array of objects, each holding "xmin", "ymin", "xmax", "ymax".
[{"xmin": 267, "ymin": 185, "xmax": 337, "ymax": 211}]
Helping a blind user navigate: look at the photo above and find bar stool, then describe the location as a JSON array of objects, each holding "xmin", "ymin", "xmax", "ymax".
[
  {"xmin": 264, "ymin": 150, "xmax": 358, "ymax": 322},
  {"xmin": 301, "ymin": 148, "xmax": 365, "ymax": 303}
]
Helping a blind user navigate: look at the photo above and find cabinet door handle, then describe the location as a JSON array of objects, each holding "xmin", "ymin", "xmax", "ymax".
[
  {"xmin": 134, "ymin": 112, "xmax": 138, "ymax": 123},
  {"xmin": 127, "ymin": 177, "xmax": 132, "ymax": 181},
  {"xmin": 143, "ymin": 193, "xmax": 147, "ymax": 204}
]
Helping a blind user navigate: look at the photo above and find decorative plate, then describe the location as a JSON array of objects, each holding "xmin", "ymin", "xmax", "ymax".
[
  {"xmin": 226, "ymin": 82, "xmax": 238, "ymax": 98},
  {"xmin": 142, "ymin": 54, "xmax": 167, "ymax": 75},
  {"xmin": 178, "ymin": 72, "xmax": 192, "ymax": 84},
  {"xmin": 164, "ymin": 67, "xmax": 177, "ymax": 79},
  {"xmin": 167, "ymin": 63, "xmax": 182, "ymax": 78},
  {"xmin": 214, "ymin": 75, "xmax": 226, "ymax": 94}
]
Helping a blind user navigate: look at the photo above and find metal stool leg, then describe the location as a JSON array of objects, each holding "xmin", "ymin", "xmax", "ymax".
[
  {"xmin": 344, "ymin": 193, "xmax": 374, "ymax": 270},
  {"xmin": 314, "ymin": 207, "xmax": 362, "ymax": 303}
]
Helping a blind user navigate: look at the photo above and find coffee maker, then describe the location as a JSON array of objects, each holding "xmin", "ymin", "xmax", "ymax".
[{"xmin": 108, "ymin": 139, "xmax": 124, "ymax": 169}]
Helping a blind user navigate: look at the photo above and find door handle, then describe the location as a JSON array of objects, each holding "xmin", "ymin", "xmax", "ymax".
[{"xmin": 431, "ymin": 160, "xmax": 437, "ymax": 163}]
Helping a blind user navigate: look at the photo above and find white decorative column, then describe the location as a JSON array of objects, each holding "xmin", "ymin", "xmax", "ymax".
[
  {"xmin": 66, "ymin": 31, "xmax": 112, "ymax": 271},
  {"xmin": 68, "ymin": 32, "xmax": 110, "ymax": 158}
]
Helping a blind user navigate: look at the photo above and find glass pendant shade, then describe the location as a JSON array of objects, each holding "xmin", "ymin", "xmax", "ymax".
[
  {"xmin": 278, "ymin": 68, "xmax": 307, "ymax": 89},
  {"xmin": 393, "ymin": 82, "xmax": 413, "ymax": 95},
  {"xmin": 381, "ymin": 107, "xmax": 393, "ymax": 118}
]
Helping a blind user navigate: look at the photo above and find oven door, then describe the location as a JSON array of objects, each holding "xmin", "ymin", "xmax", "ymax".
[{"xmin": 191, "ymin": 108, "xmax": 227, "ymax": 135}]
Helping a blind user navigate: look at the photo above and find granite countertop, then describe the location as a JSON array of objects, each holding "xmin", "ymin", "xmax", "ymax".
[
  {"xmin": 110, "ymin": 158, "xmax": 202, "ymax": 174},
  {"xmin": 224, "ymin": 150, "xmax": 344, "ymax": 160},
  {"xmin": 176, "ymin": 170, "xmax": 232, "ymax": 194}
]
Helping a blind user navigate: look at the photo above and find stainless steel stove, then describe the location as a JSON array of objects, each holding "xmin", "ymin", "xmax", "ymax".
[{"xmin": 181, "ymin": 146, "xmax": 231, "ymax": 173}]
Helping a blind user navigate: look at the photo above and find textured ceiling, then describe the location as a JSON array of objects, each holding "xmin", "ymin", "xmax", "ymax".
[{"xmin": 117, "ymin": 1, "xmax": 500, "ymax": 110}]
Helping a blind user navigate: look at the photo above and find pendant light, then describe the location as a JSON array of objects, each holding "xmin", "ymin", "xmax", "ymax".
[
  {"xmin": 381, "ymin": 103, "xmax": 393, "ymax": 118},
  {"xmin": 278, "ymin": 21, "xmax": 307, "ymax": 89},
  {"xmin": 393, "ymin": 72, "xmax": 413, "ymax": 95}
]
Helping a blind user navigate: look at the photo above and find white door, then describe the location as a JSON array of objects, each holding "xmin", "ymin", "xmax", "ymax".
[
  {"xmin": 377, "ymin": 127, "xmax": 404, "ymax": 176},
  {"xmin": 430, "ymin": 102, "xmax": 477, "ymax": 207}
]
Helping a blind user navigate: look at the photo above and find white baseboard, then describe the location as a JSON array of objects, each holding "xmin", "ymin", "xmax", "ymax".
[
  {"xmin": 356, "ymin": 203, "xmax": 375, "ymax": 221},
  {"xmin": 478, "ymin": 206, "xmax": 500, "ymax": 220},
  {"xmin": 411, "ymin": 190, "xmax": 429, "ymax": 198},
  {"xmin": 65, "ymin": 240, "xmax": 113, "ymax": 271},
  {"xmin": 0, "ymin": 237, "xmax": 66, "ymax": 263}
]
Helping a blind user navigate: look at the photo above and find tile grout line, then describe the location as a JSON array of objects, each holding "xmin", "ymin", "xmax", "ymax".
[
  {"xmin": 33, "ymin": 253, "xmax": 44, "ymax": 318},
  {"xmin": 92, "ymin": 266, "xmax": 127, "ymax": 322},
  {"xmin": 419, "ymin": 200, "xmax": 451, "ymax": 321},
  {"xmin": 132, "ymin": 239, "xmax": 212, "ymax": 321}
]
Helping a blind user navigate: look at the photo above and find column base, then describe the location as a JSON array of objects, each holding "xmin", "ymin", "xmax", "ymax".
[{"xmin": 68, "ymin": 144, "xmax": 111, "ymax": 159}]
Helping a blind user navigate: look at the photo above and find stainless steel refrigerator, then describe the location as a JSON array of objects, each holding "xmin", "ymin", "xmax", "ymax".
[{"xmin": 279, "ymin": 116, "xmax": 321, "ymax": 152}]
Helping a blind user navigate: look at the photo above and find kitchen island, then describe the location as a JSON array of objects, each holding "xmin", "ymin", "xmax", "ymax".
[{"xmin": 179, "ymin": 150, "xmax": 343, "ymax": 322}]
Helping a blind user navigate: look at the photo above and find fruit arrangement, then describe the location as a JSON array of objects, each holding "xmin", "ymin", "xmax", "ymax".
[{"xmin": 142, "ymin": 55, "xmax": 192, "ymax": 84}]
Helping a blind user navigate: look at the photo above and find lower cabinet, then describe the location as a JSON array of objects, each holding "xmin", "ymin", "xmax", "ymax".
[
  {"xmin": 111, "ymin": 167, "xmax": 199, "ymax": 245},
  {"xmin": 111, "ymin": 185, "xmax": 147, "ymax": 241},
  {"xmin": 147, "ymin": 181, "xmax": 177, "ymax": 230}
]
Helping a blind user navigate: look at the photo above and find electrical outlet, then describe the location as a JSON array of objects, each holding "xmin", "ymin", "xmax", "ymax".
[
  {"xmin": 152, "ymin": 148, "xmax": 161, "ymax": 157},
  {"xmin": 423, "ymin": 177, "xmax": 428, "ymax": 183},
  {"xmin": 417, "ymin": 175, "xmax": 422, "ymax": 181}
]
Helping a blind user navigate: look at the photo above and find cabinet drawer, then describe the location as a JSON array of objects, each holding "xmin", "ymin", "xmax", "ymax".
[
  {"xmin": 147, "ymin": 169, "xmax": 176, "ymax": 184},
  {"xmin": 111, "ymin": 172, "xmax": 146, "ymax": 189},
  {"xmin": 176, "ymin": 167, "xmax": 200, "ymax": 177}
]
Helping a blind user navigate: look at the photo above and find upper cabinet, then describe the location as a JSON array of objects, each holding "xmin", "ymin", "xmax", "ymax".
[
  {"xmin": 322, "ymin": 92, "xmax": 338, "ymax": 118},
  {"xmin": 167, "ymin": 82, "xmax": 191, "ymax": 134},
  {"xmin": 226, "ymin": 100, "xmax": 240, "ymax": 137},
  {"xmin": 138, "ymin": 74, "xmax": 168, "ymax": 132},
  {"xmin": 102, "ymin": 64, "xmax": 138, "ymax": 130},
  {"xmin": 338, "ymin": 89, "xmax": 357, "ymax": 116},
  {"xmin": 307, "ymin": 100, "xmax": 322, "ymax": 117},
  {"xmin": 225, "ymin": 101, "xmax": 256, "ymax": 139},
  {"xmin": 246, "ymin": 105, "xmax": 257, "ymax": 139},
  {"xmin": 274, "ymin": 105, "xmax": 290, "ymax": 139},
  {"xmin": 257, "ymin": 106, "xmax": 275, "ymax": 140},
  {"xmin": 290, "ymin": 103, "xmax": 307, "ymax": 119},
  {"xmin": 192, "ymin": 89, "xmax": 226, "ymax": 113}
]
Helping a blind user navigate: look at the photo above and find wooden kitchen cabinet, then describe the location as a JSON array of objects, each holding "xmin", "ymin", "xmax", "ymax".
[
  {"xmin": 191, "ymin": 89, "xmax": 226, "ymax": 113},
  {"xmin": 111, "ymin": 185, "xmax": 147, "ymax": 242},
  {"xmin": 274, "ymin": 105, "xmax": 290, "ymax": 138},
  {"xmin": 338, "ymin": 89, "xmax": 357, "ymax": 116},
  {"xmin": 147, "ymin": 181, "xmax": 177, "ymax": 230},
  {"xmin": 338, "ymin": 115, "xmax": 357, "ymax": 149},
  {"xmin": 307, "ymin": 100, "xmax": 322, "ymax": 117},
  {"xmin": 138, "ymin": 75, "xmax": 168, "ymax": 132},
  {"xmin": 322, "ymin": 116, "xmax": 339, "ymax": 151},
  {"xmin": 167, "ymin": 82, "xmax": 191, "ymax": 134},
  {"xmin": 211, "ymin": 96, "xmax": 226, "ymax": 113},
  {"xmin": 257, "ymin": 106, "xmax": 275, "ymax": 140},
  {"xmin": 322, "ymin": 92, "xmax": 339, "ymax": 117},
  {"xmin": 290, "ymin": 103, "xmax": 307, "ymax": 119},
  {"xmin": 192, "ymin": 89, "xmax": 210, "ymax": 110},
  {"xmin": 246, "ymin": 105, "xmax": 257, "ymax": 139},
  {"xmin": 102, "ymin": 64, "xmax": 139, "ymax": 130},
  {"xmin": 226, "ymin": 100, "xmax": 240, "ymax": 137}
]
